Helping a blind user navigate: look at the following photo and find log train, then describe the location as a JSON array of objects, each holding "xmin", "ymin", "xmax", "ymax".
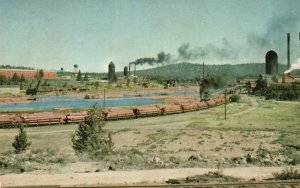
[{"xmin": 0, "ymin": 97, "xmax": 228, "ymax": 127}]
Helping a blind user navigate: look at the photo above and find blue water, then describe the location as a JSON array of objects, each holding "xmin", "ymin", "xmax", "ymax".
[
  {"xmin": 37, "ymin": 95, "xmax": 73, "ymax": 101},
  {"xmin": 0, "ymin": 98, "xmax": 161, "ymax": 111},
  {"xmin": 107, "ymin": 91, "xmax": 199, "ymax": 98},
  {"xmin": 36, "ymin": 91, "xmax": 200, "ymax": 102}
]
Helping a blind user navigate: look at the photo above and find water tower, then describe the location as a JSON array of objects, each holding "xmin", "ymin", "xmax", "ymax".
[
  {"xmin": 124, "ymin": 66, "xmax": 128, "ymax": 77},
  {"xmin": 74, "ymin": 64, "xmax": 78, "ymax": 74},
  {"xmin": 108, "ymin": 62, "xmax": 115, "ymax": 81},
  {"xmin": 265, "ymin": 50, "xmax": 278, "ymax": 75}
]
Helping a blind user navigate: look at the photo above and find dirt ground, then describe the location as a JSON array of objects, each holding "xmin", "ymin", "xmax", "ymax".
[
  {"xmin": 0, "ymin": 95, "xmax": 299, "ymax": 186},
  {"xmin": 1, "ymin": 166, "xmax": 300, "ymax": 187},
  {"xmin": 0, "ymin": 86, "xmax": 200, "ymax": 105}
]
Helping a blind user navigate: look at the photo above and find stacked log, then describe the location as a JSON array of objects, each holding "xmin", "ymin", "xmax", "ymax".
[
  {"xmin": 180, "ymin": 103, "xmax": 199, "ymax": 112},
  {"xmin": 20, "ymin": 112, "xmax": 65, "ymax": 126},
  {"xmin": 0, "ymin": 114, "xmax": 14, "ymax": 125},
  {"xmin": 65, "ymin": 111, "xmax": 88, "ymax": 123},
  {"xmin": 105, "ymin": 108, "xmax": 135, "ymax": 120},
  {"xmin": 214, "ymin": 98, "xmax": 225, "ymax": 105},
  {"xmin": 157, "ymin": 104, "xmax": 182, "ymax": 115},
  {"xmin": 133, "ymin": 106, "xmax": 162, "ymax": 117},
  {"xmin": 197, "ymin": 102, "xmax": 209, "ymax": 110},
  {"xmin": 205, "ymin": 99, "xmax": 217, "ymax": 107}
]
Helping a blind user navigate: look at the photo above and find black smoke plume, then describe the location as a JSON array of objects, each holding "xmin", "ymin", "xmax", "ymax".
[
  {"xmin": 130, "ymin": 51, "xmax": 171, "ymax": 65},
  {"xmin": 247, "ymin": 14, "xmax": 300, "ymax": 63},
  {"xmin": 178, "ymin": 39, "xmax": 240, "ymax": 61}
]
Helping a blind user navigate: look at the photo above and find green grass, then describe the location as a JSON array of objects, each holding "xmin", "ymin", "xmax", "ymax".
[
  {"xmin": 138, "ymin": 129, "xmax": 184, "ymax": 147},
  {"xmin": 188, "ymin": 99, "xmax": 300, "ymax": 132}
]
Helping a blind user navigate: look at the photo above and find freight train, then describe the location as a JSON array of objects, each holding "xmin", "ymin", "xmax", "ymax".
[{"xmin": 0, "ymin": 97, "xmax": 228, "ymax": 127}]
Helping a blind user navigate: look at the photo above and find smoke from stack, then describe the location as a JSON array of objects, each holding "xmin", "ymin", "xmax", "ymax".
[
  {"xmin": 247, "ymin": 14, "xmax": 300, "ymax": 63},
  {"xmin": 284, "ymin": 58, "xmax": 300, "ymax": 74},
  {"xmin": 129, "ymin": 14, "xmax": 299, "ymax": 68},
  {"xmin": 177, "ymin": 39, "xmax": 239, "ymax": 61},
  {"xmin": 130, "ymin": 51, "xmax": 171, "ymax": 66}
]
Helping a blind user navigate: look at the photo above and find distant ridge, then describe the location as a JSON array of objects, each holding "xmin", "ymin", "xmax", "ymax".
[
  {"xmin": 134, "ymin": 62, "xmax": 289, "ymax": 80},
  {"xmin": 0, "ymin": 65, "xmax": 34, "ymax": 70}
]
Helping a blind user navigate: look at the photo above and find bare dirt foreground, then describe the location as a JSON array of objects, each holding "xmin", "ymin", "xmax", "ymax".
[{"xmin": 1, "ymin": 166, "xmax": 300, "ymax": 187}]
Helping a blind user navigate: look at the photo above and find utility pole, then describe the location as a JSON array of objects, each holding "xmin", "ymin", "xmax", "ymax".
[
  {"xmin": 202, "ymin": 62, "xmax": 205, "ymax": 79},
  {"xmin": 103, "ymin": 88, "xmax": 106, "ymax": 109},
  {"xmin": 224, "ymin": 89, "xmax": 227, "ymax": 120}
]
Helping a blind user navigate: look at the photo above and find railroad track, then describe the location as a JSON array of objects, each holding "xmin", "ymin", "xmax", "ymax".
[{"xmin": 7, "ymin": 180, "xmax": 300, "ymax": 188}]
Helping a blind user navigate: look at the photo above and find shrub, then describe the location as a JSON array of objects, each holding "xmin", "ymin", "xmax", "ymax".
[
  {"xmin": 264, "ymin": 84, "xmax": 299, "ymax": 101},
  {"xmin": 84, "ymin": 94, "xmax": 90, "ymax": 99},
  {"xmin": 12, "ymin": 125, "xmax": 31, "ymax": 154},
  {"xmin": 273, "ymin": 168, "xmax": 300, "ymax": 180},
  {"xmin": 230, "ymin": 94, "xmax": 241, "ymax": 102},
  {"xmin": 26, "ymin": 88, "xmax": 37, "ymax": 96},
  {"xmin": 71, "ymin": 106, "xmax": 114, "ymax": 157}
]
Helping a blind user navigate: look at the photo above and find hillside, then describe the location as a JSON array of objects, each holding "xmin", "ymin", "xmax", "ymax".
[{"xmin": 134, "ymin": 63, "xmax": 289, "ymax": 80}]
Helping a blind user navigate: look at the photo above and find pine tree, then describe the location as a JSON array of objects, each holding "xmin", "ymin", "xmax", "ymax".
[
  {"xmin": 77, "ymin": 70, "xmax": 82, "ymax": 81},
  {"xmin": 38, "ymin": 69, "xmax": 44, "ymax": 79},
  {"xmin": 12, "ymin": 73, "xmax": 19, "ymax": 82},
  {"xmin": 12, "ymin": 125, "xmax": 31, "ymax": 154},
  {"xmin": 20, "ymin": 74, "xmax": 26, "ymax": 82},
  {"xmin": 71, "ymin": 107, "xmax": 114, "ymax": 156},
  {"xmin": 84, "ymin": 72, "xmax": 89, "ymax": 81}
]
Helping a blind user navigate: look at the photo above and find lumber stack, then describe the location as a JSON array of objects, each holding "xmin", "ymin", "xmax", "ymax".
[
  {"xmin": 0, "ymin": 114, "xmax": 14, "ymax": 125},
  {"xmin": 197, "ymin": 102, "xmax": 209, "ymax": 110},
  {"xmin": 65, "ymin": 111, "xmax": 88, "ymax": 123},
  {"xmin": 105, "ymin": 108, "xmax": 135, "ymax": 120},
  {"xmin": 134, "ymin": 106, "xmax": 162, "ymax": 117},
  {"xmin": 205, "ymin": 99, "xmax": 217, "ymax": 107},
  {"xmin": 214, "ymin": 97, "xmax": 225, "ymax": 105},
  {"xmin": 180, "ymin": 102, "xmax": 199, "ymax": 112},
  {"xmin": 158, "ymin": 104, "xmax": 182, "ymax": 115},
  {"xmin": 20, "ymin": 112, "xmax": 65, "ymax": 125}
]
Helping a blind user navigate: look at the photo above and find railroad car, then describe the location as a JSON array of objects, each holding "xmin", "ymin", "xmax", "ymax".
[
  {"xmin": 133, "ymin": 106, "xmax": 162, "ymax": 117},
  {"xmin": 0, "ymin": 96, "xmax": 229, "ymax": 127},
  {"xmin": 213, "ymin": 98, "xmax": 225, "ymax": 105},
  {"xmin": 20, "ymin": 112, "xmax": 65, "ymax": 126},
  {"xmin": 197, "ymin": 101, "xmax": 209, "ymax": 110},
  {"xmin": 65, "ymin": 112, "xmax": 88, "ymax": 123},
  {"xmin": 105, "ymin": 108, "xmax": 135, "ymax": 120},
  {"xmin": 205, "ymin": 99, "xmax": 217, "ymax": 107},
  {"xmin": 180, "ymin": 102, "xmax": 199, "ymax": 112},
  {"xmin": 0, "ymin": 114, "xmax": 14, "ymax": 125},
  {"xmin": 157, "ymin": 104, "xmax": 183, "ymax": 115}
]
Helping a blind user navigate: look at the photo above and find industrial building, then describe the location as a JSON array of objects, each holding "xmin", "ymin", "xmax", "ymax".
[
  {"xmin": 275, "ymin": 74, "xmax": 295, "ymax": 84},
  {"xmin": 0, "ymin": 69, "xmax": 56, "ymax": 79}
]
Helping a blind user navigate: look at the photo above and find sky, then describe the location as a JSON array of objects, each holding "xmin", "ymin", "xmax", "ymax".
[{"xmin": 0, "ymin": 0, "xmax": 300, "ymax": 72}]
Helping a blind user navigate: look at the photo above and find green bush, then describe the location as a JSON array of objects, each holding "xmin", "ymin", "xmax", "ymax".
[
  {"xmin": 26, "ymin": 88, "xmax": 37, "ymax": 95},
  {"xmin": 84, "ymin": 94, "xmax": 90, "ymax": 99},
  {"xmin": 273, "ymin": 168, "xmax": 300, "ymax": 180},
  {"xmin": 230, "ymin": 94, "xmax": 241, "ymax": 102},
  {"xmin": 71, "ymin": 107, "xmax": 114, "ymax": 158},
  {"xmin": 264, "ymin": 84, "xmax": 299, "ymax": 101},
  {"xmin": 12, "ymin": 125, "xmax": 31, "ymax": 154}
]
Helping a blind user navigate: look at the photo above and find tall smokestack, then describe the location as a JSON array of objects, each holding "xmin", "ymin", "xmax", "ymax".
[{"xmin": 287, "ymin": 33, "xmax": 290, "ymax": 70}]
